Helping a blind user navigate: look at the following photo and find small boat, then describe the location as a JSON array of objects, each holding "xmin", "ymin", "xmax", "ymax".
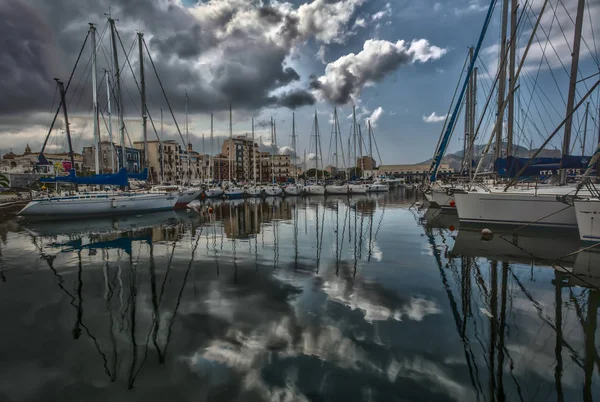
[
  {"xmin": 574, "ymin": 198, "xmax": 600, "ymax": 242},
  {"xmin": 284, "ymin": 184, "xmax": 303, "ymax": 195},
  {"xmin": 348, "ymin": 183, "xmax": 368, "ymax": 194},
  {"xmin": 204, "ymin": 187, "xmax": 224, "ymax": 198},
  {"xmin": 151, "ymin": 185, "xmax": 202, "ymax": 209},
  {"xmin": 224, "ymin": 187, "xmax": 244, "ymax": 199},
  {"xmin": 264, "ymin": 185, "xmax": 283, "ymax": 196},
  {"xmin": 366, "ymin": 180, "xmax": 389, "ymax": 193},
  {"xmin": 245, "ymin": 186, "xmax": 263, "ymax": 197},
  {"xmin": 304, "ymin": 184, "xmax": 325, "ymax": 195},
  {"xmin": 18, "ymin": 191, "xmax": 177, "ymax": 219},
  {"xmin": 326, "ymin": 184, "xmax": 348, "ymax": 194}
]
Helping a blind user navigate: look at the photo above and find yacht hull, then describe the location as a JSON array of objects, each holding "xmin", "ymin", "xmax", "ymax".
[
  {"xmin": 366, "ymin": 184, "xmax": 390, "ymax": 192},
  {"xmin": 575, "ymin": 199, "xmax": 600, "ymax": 242},
  {"xmin": 304, "ymin": 185, "xmax": 325, "ymax": 195},
  {"xmin": 204, "ymin": 188, "xmax": 224, "ymax": 198},
  {"xmin": 245, "ymin": 187, "xmax": 263, "ymax": 197},
  {"xmin": 18, "ymin": 192, "xmax": 177, "ymax": 218},
  {"xmin": 454, "ymin": 191, "xmax": 577, "ymax": 228},
  {"xmin": 325, "ymin": 185, "xmax": 348, "ymax": 195},
  {"xmin": 283, "ymin": 185, "xmax": 303, "ymax": 195},
  {"xmin": 264, "ymin": 186, "xmax": 283, "ymax": 196},
  {"xmin": 174, "ymin": 188, "xmax": 202, "ymax": 209},
  {"xmin": 224, "ymin": 189, "xmax": 244, "ymax": 199},
  {"xmin": 348, "ymin": 184, "xmax": 367, "ymax": 194}
]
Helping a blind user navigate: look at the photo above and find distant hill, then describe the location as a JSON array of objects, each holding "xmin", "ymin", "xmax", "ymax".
[{"xmin": 419, "ymin": 143, "xmax": 562, "ymax": 172}]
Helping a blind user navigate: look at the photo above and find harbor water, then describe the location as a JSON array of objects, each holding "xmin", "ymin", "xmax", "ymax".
[{"xmin": 0, "ymin": 189, "xmax": 599, "ymax": 401}]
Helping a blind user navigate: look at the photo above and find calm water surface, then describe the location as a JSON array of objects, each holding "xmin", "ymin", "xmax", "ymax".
[{"xmin": 1, "ymin": 190, "xmax": 599, "ymax": 401}]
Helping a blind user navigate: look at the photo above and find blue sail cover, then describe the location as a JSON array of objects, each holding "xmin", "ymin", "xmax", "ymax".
[
  {"xmin": 128, "ymin": 168, "xmax": 148, "ymax": 181},
  {"xmin": 40, "ymin": 168, "xmax": 129, "ymax": 186},
  {"xmin": 494, "ymin": 155, "xmax": 596, "ymax": 178}
]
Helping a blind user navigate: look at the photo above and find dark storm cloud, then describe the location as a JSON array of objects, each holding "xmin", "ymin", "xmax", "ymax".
[
  {"xmin": 0, "ymin": 0, "xmax": 66, "ymax": 115},
  {"xmin": 276, "ymin": 89, "xmax": 316, "ymax": 109}
]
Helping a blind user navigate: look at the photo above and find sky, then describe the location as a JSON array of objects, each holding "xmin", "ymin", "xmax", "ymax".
[{"xmin": 1, "ymin": 0, "xmax": 599, "ymax": 165}]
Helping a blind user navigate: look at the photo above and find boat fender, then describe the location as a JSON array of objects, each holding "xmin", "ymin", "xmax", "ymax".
[
  {"xmin": 449, "ymin": 200, "xmax": 456, "ymax": 207},
  {"xmin": 481, "ymin": 228, "xmax": 493, "ymax": 241},
  {"xmin": 112, "ymin": 199, "xmax": 117, "ymax": 208},
  {"xmin": 208, "ymin": 207, "xmax": 213, "ymax": 214}
]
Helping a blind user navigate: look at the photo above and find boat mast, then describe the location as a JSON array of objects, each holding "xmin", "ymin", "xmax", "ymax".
[
  {"xmin": 210, "ymin": 113, "xmax": 214, "ymax": 181},
  {"xmin": 252, "ymin": 118, "xmax": 257, "ymax": 184},
  {"xmin": 470, "ymin": 67, "xmax": 477, "ymax": 180},
  {"xmin": 160, "ymin": 109, "xmax": 165, "ymax": 183},
  {"xmin": 105, "ymin": 70, "xmax": 115, "ymax": 173},
  {"xmin": 495, "ymin": 0, "xmax": 510, "ymax": 161},
  {"xmin": 506, "ymin": 0, "xmax": 518, "ymax": 160},
  {"xmin": 270, "ymin": 117, "xmax": 275, "ymax": 184},
  {"xmin": 353, "ymin": 106, "xmax": 358, "ymax": 177},
  {"xmin": 582, "ymin": 102, "xmax": 590, "ymax": 156},
  {"xmin": 138, "ymin": 32, "xmax": 148, "ymax": 172},
  {"xmin": 90, "ymin": 23, "xmax": 100, "ymax": 175},
  {"xmin": 368, "ymin": 119, "xmax": 373, "ymax": 170},
  {"xmin": 57, "ymin": 80, "xmax": 76, "ymax": 170},
  {"xmin": 562, "ymin": 0, "xmax": 586, "ymax": 170},
  {"xmin": 292, "ymin": 113, "xmax": 298, "ymax": 181},
  {"xmin": 185, "ymin": 90, "xmax": 189, "ymax": 185},
  {"xmin": 314, "ymin": 111, "xmax": 321, "ymax": 181},
  {"xmin": 358, "ymin": 124, "xmax": 364, "ymax": 178},
  {"xmin": 334, "ymin": 107, "xmax": 339, "ymax": 174},
  {"xmin": 109, "ymin": 18, "xmax": 126, "ymax": 171},
  {"xmin": 229, "ymin": 102, "xmax": 233, "ymax": 182}
]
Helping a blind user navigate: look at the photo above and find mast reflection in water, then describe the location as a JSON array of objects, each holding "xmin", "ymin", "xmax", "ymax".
[{"xmin": 0, "ymin": 190, "xmax": 598, "ymax": 401}]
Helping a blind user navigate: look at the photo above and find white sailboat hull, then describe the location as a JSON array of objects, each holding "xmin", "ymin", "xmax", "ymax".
[
  {"xmin": 454, "ymin": 190, "xmax": 578, "ymax": 228},
  {"xmin": 575, "ymin": 199, "xmax": 600, "ymax": 242},
  {"xmin": 430, "ymin": 189, "xmax": 455, "ymax": 209},
  {"xmin": 366, "ymin": 184, "xmax": 389, "ymax": 192},
  {"xmin": 348, "ymin": 184, "xmax": 367, "ymax": 194},
  {"xmin": 325, "ymin": 185, "xmax": 348, "ymax": 194},
  {"xmin": 264, "ymin": 186, "xmax": 283, "ymax": 196},
  {"xmin": 283, "ymin": 185, "xmax": 303, "ymax": 195},
  {"xmin": 18, "ymin": 192, "xmax": 177, "ymax": 218},
  {"xmin": 304, "ymin": 185, "xmax": 325, "ymax": 195},
  {"xmin": 175, "ymin": 188, "xmax": 202, "ymax": 208},
  {"xmin": 204, "ymin": 188, "xmax": 224, "ymax": 198},
  {"xmin": 224, "ymin": 188, "xmax": 244, "ymax": 199},
  {"xmin": 245, "ymin": 187, "xmax": 263, "ymax": 197}
]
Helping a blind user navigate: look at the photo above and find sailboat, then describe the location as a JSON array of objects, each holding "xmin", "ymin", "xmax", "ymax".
[
  {"xmin": 284, "ymin": 113, "xmax": 303, "ymax": 195},
  {"xmin": 430, "ymin": 0, "xmax": 598, "ymax": 226},
  {"xmin": 325, "ymin": 107, "xmax": 349, "ymax": 195},
  {"xmin": 204, "ymin": 114, "xmax": 224, "ymax": 198},
  {"xmin": 245, "ymin": 118, "xmax": 263, "ymax": 197},
  {"xmin": 364, "ymin": 120, "xmax": 389, "ymax": 192},
  {"xmin": 150, "ymin": 91, "xmax": 201, "ymax": 208},
  {"xmin": 348, "ymin": 106, "xmax": 367, "ymax": 195},
  {"xmin": 303, "ymin": 111, "xmax": 326, "ymax": 195},
  {"xmin": 264, "ymin": 118, "xmax": 283, "ymax": 196},
  {"xmin": 19, "ymin": 22, "xmax": 177, "ymax": 219},
  {"xmin": 223, "ymin": 104, "xmax": 244, "ymax": 199}
]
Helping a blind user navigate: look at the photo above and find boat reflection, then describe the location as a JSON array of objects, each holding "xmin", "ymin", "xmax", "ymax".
[{"xmin": 422, "ymin": 209, "xmax": 600, "ymax": 402}]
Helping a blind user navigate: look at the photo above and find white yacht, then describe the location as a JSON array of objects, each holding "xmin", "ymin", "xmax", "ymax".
[
  {"xmin": 454, "ymin": 186, "xmax": 591, "ymax": 228},
  {"xmin": 204, "ymin": 187, "xmax": 224, "ymax": 198},
  {"xmin": 325, "ymin": 184, "xmax": 349, "ymax": 195},
  {"xmin": 151, "ymin": 185, "xmax": 202, "ymax": 209},
  {"xmin": 284, "ymin": 184, "xmax": 303, "ymax": 195},
  {"xmin": 18, "ymin": 191, "xmax": 177, "ymax": 218},
  {"xmin": 304, "ymin": 183, "xmax": 326, "ymax": 195},
  {"xmin": 366, "ymin": 180, "xmax": 390, "ymax": 193},
  {"xmin": 574, "ymin": 198, "xmax": 600, "ymax": 242},
  {"xmin": 264, "ymin": 185, "xmax": 283, "ymax": 196},
  {"xmin": 224, "ymin": 186, "xmax": 244, "ymax": 199},
  {"xmin": 348, "ymin": 183, "xmax": 368, "ymax": 194},
  {"xmin": 245, "ymin": 186, "xmax": 263, "ymax": 197}
]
